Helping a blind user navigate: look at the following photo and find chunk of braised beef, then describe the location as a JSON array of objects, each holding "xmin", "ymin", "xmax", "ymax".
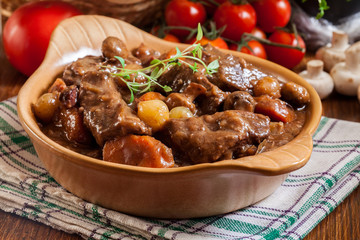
[
  {"xmin": 110, "ymin": 63, "xmax": 147, "ymax": 103},
  {"xmin": 79, "ymin": 71, "xmax": 151, "ymax": 146},
  {"xmin": 233, "ymin": 144, "xmax": 258, "ymax": 158},
  {"xmin": 165, "ymin": 83, "xmax": 206, "ymax": 113},
  {"xmin": 257, "ymin": 111, "xmax": 306, "ymax": 154},
  {"xmin": 60, "ymin": 85, "xmax": 78, "ymax": 108},
  {"xmin": 163, "ymin": 110, "xmax": 270, "ymax": 164},
  {"xmin": 48, "ymin": 78, "xmax": 67, "ymax": 93},
  {"xmin": 41, "ymin": 116, "xmax": 101, "ymax": 159},
  {"xmin": 132, "ymin": 43, "xmax": 161, "ymax": 66},
  {"xmin": 158, "ymin": 64, "xmax": 227, "ymax": 114},
  {"xmin": 224, "ymin": 91, "xmax": 256, "ymax": 112},
  {"xmin": 165, "ymin": 93, "xmax": 196, "ymax": 113},
  {"xmin": 122, "ymin": 63, "xmax": 147, "ymax": 83},
  {"xmin": 63, "ymin": 56, "xmax": 103, "ymax": 86},
  {"xmin": 202, "ymin": 44, "xmax": 267, "ymax": 93}
]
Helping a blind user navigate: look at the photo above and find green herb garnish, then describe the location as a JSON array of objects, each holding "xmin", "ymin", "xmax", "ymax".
[{"xmin": 104, "ymin": 24, "xmax": 219, "ymax": 103}]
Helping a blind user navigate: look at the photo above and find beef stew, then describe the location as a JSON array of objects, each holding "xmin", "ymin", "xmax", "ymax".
[{"xmin": 33, "ymin": 36, "xmax": 310, "ymax": 168}]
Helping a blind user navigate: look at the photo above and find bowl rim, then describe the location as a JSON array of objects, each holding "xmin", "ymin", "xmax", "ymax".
[{"xmin": 17, "ymin": 15, "xmax": 322, "ymax": 177}]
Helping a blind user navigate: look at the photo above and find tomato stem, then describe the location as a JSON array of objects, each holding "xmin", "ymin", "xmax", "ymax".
[
  {"xmin": 163, "ymin": 21, "xmax": 225, "ymax": 41},
  {"xmin": 229, "ymin": 0, "xmax": 249, "ymax": 5},
  {"xmin": 243, "ymin": 33, "xmax": 305, "ymax": 52},
  {"xmin": 225, "ymin": 22, "xmax": 305, "ymax": 53},
  {"xmin": 162, "ymin": 26, "xmax": 199, "ymax": 41},
  {"xmin": 192, "ymin": 0, "xmax": 221, "ymax": 7}
]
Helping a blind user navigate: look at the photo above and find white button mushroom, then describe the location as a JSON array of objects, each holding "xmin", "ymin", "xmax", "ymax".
[
  {"xmin": 331, "ymin": 41, "xmax": 360, "ymax": 96},
  {"xmin": 315, "ymin": 31, "xmax": 350, "ymax": 72},
  {"xmin": 299, "ymin": 60, "xmax": 334, "ymax": 99}
]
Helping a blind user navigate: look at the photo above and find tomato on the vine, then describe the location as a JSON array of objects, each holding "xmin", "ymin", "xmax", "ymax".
[
  {"xmin": 250, "ymin": 27, "xmax": 267, "ymax": 40},
  {"xmin": 165, "ymin": 0, "xmax": 206, "ymax": 38},
  {"xmin": 213, "ymin": 2, "xmax": 256, "ymax": 42},
  {"xmin": 3, "ymin": 1, "xmax": 82, "ymax": 76},
  {"xmin": 163, "ymin": 34, "xmax": 181, "ymax": 43},
  {"xmin": 230, "ymin": 40, "xmax": 267, "ymax": 59},
  {"xmin": 251, "ymin": 0, "xmax": 291, "ymax": 33},
  {"xmin": 265, "ymin": 30, "xmax": 306, "ymax": 69},
  {"xmin": 188, "ymin": 37, "xmax": 229, "ymax": 49}
]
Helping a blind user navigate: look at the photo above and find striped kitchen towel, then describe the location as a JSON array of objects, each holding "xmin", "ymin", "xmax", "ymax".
[{"xmin": 0, "ymin": 97, "xmax": 359, "ymax": 240}]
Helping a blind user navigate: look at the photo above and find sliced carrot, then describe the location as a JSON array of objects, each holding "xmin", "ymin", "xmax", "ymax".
[
  {"xmin": 60, "ymin": 107, "xmax": 94, "ymax": 145},
  {"xmin": 103, "ymin": 135, "xmax": 174, "ymax": 168},
  {"xmin": 255, "ymin": 95, "xmax": 295, "ymax": 123}
]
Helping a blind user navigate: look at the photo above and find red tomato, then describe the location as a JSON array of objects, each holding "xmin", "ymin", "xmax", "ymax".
[
  {"xmin": 165, "ymin": 0, "xmax": 206, "ymax": 38},
  {"xmin": 214, "ymin": 2, "xmax": 256, "ymax": 41},
  {"xmin": 251, "ymin": 0, "xmax": 291, "ymax": 33},
  {"xmin": 189, "ymin": 37, "xmax": 229, "ymax": 49},
  {"xmin": 251, "ymin": 27, "xmax": 267, "ymax": 40},
  {"xmin": 150, "ymin": 26, "xmax": 180, "ymax": 43},
  {"xmin": 265, "ymin": 30, "xmax": 306, "ymax": 69},
  {"xmin": 163, "ymin": 34, "xmax": 181, "ymax": 43},
  {"xmin": 230, "ymin": 40, "xmax": 267, "ymax": 59},
  {"xmin": 3, "ymin": 1, "xmax": 82, "ymax": 76}
]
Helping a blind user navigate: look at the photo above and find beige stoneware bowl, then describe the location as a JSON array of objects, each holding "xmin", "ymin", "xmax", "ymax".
[{"xmin": 17, "ymin": 15, "xmax": 322, "ymax": 219}]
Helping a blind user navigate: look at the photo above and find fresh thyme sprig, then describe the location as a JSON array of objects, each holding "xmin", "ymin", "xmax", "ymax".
[{"xmin": 105, "ymin": 24, "xmax": 219, "ymax": 103}]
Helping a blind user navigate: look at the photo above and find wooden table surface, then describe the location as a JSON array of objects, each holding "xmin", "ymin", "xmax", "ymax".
[{"xmin": 0, "ymin": 39, "xmax": 359, "ymax": 240}]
